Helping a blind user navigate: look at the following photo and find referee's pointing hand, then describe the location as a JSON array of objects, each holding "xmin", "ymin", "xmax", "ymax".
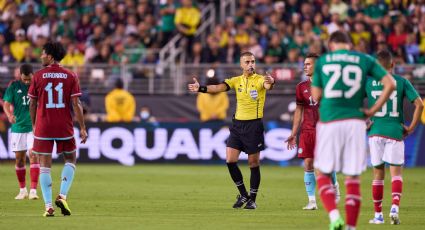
[{"xmin": 188, "ymin": 77, "xmax": 200, "ymax": 92}]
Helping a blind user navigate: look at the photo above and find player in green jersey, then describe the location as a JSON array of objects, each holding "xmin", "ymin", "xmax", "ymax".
[
  {"xmin": 311, "ymin": 31, "xmax": 395, "ymax": 230},
  {"xmin": 367, "ymin": 49, "xmax": 423, "ymax": 225},
  {"xmin": 3, "ymin": 64, "xmax": 40, "ymax": 200}
]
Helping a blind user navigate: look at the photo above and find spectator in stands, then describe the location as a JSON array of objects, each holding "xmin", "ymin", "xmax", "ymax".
[
  {"xmin": 388, "ymin": 22, "xmax": 408, "ymax": 52},
  {"xmin": 75, "ymin": 13, "xmax": 93, "ymax": 44},
  {"xmin": 364, "ymin": 0, "xmax": 388, "ymax": 24},
  {"xmin": 21, "ymin": 46, "xmax": 38, "ymax": 63},
  {"xmin": 219, "ymin": 36, "xmax": 240, "ymax": 64},
  {"xmin": 92, "ymin": 44, "xmax": 111, "ymax": 63},
  {"xmin": 196, "ymin": 76, "xmax": 229, "ymax": 122},
  {"xmin": 159, "ymin": 0, "xmax": 178, "ymax": 47},
  {"xmin": 330, "ymin": 0, "xmax": 349, "ymax": 21},
  {"xmin": 105, "ymin": 79, "xmax": 136, "ymax": 123},
  {"xmin": 61, "ymin": 43, "xmax": 84, "ymax": 67},
  {"xmin": 1, "ymin": 45, "xmax": 16, "ymax": 63},
  {"xmin": 405, "ymin": 33, "xmax": 420, "ymax": 63},
  {"xmin": 201, "ymin": 35, "xmax": 220, "ymax": 63},
  {"xmin": 26, "ymin": 15, "xmax": 49, "ymax": 43},
  {"xmin": 137, "ymin": 106, "xmax": 157, "ymax": 124},
  {"xmin": 351, "ymin": 21, "xmax": 371, "ymax": 46},
  {"xmin": 174, "ymin": 0, "xmax": 201, "ymax": 56},
  {"xmin": 21, "ymin": 2, "xmax": 38, "ymax": 29},
  {"xmin": 10, "ymin": 29, "xmax": 30, "ymax": 62}
]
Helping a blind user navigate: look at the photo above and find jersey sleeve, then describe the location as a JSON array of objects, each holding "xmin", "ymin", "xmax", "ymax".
[
  {"xmin": 368, "ymin": 56, "xmax": 387, "ymax": 81},
  {"xmin": 28, "ymin": 75, "xmax": 37, "ymax": 98},
  {"xmin": 3, "ymin": 84, "xmax": 13, "ymax": 103},
  {"xmin": 224, "ymin": 77, "xmax": 236, "ymax": 90},
  {"xmin": 312, "ymin": 59, "xmax": 322, "ymax": 88},
  {"xmin": 258, "ymin": 75, "xmax": 266, "ymax": 89},
  {"xmin": 295, "ymin": 84, "xmax": 304, "ymax": 105},
  {"xmin": 404, "ymin": 78, "xmax": 420, "ymax": 102},
  {"xmin": 71, "ymin": 74, "xmax": 82, "ymax": 97}
]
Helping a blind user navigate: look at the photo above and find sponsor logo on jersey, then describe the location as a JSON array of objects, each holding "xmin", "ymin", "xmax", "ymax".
[
  {"xmin": 250, "ymin": 90, "xmax": 258, "ymax": 100},
  {"xmin": 304, "ymin": 90, "xmax": 308, "ymax": 93},
  {"xmin": 238, "ymin": 88, "xmax": 242, "ymax": 92},
  {"xmin": 17, "ymin": 89, "xmax": 22, "ymax": 94},
  {"xmin": 298, "ymin": 148, "xmax": 303, "ymax": 154}
]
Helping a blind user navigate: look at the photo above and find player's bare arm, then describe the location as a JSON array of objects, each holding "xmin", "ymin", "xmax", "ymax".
[
  {"xmin": 263, "ymin": 72, "xmax": 275, "ymax": 90},
  {"xmin": 3, "ymin": 101, "xmax": 16, "ymax": 124},
  {"xmin": 311, "ymin": 86, "xmax": 322, "ymax": 103},
  {"xmin": 29, "ymin": 98, "xmax": 37, "ymax": 128},
  {"xmin": 286, "ymin": 104, "xmax": 303, "ymax": 150},
  {"xmin": 188, "ymin": 77, "xmax": 228, "ymax": 93},
  {"xmin": 403, "ymin": 97, "xmax": 424, "ymax": 137},
  {"xmin": 365, "ymin": 74, "xmax": 396, "ymax": 117},
  {"xmin": 71, "ymin": 97, "xmax": 88, "ymax": 144}
]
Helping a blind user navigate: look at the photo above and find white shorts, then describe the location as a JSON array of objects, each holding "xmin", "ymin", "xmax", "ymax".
[
  {"xmin": 314, "ymin": 119, "xmax": 367, "ymax": 176},
  {"xmin": 369, "ymin": 136, "xmax": 404, "ymax": 166},
  {"xmin": 10, "ymin": 132, "xmax": 34, "ymax": 152}
]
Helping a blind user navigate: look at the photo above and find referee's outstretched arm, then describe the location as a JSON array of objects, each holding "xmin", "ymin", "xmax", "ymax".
[{"xmin": 188, "ymin": 77, "xmax": 228, "ymax": 93}]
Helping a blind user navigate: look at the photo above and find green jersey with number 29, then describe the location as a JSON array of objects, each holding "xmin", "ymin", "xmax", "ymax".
[
  {"xmin": 312, "ymin": 49, "xmax": 388, "ymax": 122},
  {"xmin": 366, "ymin": 74, "xmax": 419, "ymax": 140},
  {"xmin": 3, "ymin": 80, "xmax": 32, "ymax": 133}
]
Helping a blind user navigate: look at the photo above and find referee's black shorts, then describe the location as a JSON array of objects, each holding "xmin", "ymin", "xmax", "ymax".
[{"xmin": 226, "ymin": 118, "xmax": 265, "ymax": 154}]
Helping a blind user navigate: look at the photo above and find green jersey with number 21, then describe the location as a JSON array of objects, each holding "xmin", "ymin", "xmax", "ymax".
[
  {"xmin": 312, "ymin": 49, "xmax": 388, "ymax": 122},
  {"xmin": 366, "ymin": 74, "xmax": 420, "ymax": 140}
]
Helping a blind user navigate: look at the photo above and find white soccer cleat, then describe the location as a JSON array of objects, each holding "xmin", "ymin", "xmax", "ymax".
[
  {"xmin": 389, "ymin": 208, "xmax": 401, "ymax": 225},
  {"xmin": 369, "ymin": 214, "xmax": 385, "ymax": 224},
  {"xmin": 28, "ymin": 189, "xmax": 39, "ymax": 200},
  {"xmin": 302, "ymin": 201, "xmax": 318, "ymax": 210},
  {"xmin": 15, "ymin": 189, "xmax": 28, "ymax": 200}
]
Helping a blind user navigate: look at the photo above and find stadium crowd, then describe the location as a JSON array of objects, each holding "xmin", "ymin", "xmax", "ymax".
[{"xmin": 0, "ymin": 0, "xmax": 424, "ymax": 67}]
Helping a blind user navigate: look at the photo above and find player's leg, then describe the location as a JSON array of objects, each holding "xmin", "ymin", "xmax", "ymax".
[
  {"xmin": 342, "ymin": 120, "xmax": 367, "ymax": 230},
  {"xmin": 245, "ymin": 152, "xmax": 260, "ymax": 210},
  {"xmin": 389, "ymin": 165, "xmax": 402, "ymax": 225},
  {"xmin": 368, "ymin": 136, "xmax": 386, "ymax": 224},
  {"xmin": 226, "ymin": 147, "xmax": 248, "ymax": 208},
  {"xmin": 33, "ymin": 139, "xmax": 55, "ymax": 216},
  {"xmin": 28, "ymin": 149, "xmax": 40, "ymax": 200},
  {"xmin": 56, "ymin": 139, "xmax": 77, "ymax": 216},
  {"xmin": 303, "ymin": 157, "xmax": 317, "ymax": 210},
  {"xmin": 28, "ymin": 132, "xmax": 40, "ymax": 200},
  {"xmin": 314, "ymin": 122, "xmax": 344, "ymax": 229},
  {"xmin": 298, "ymin": 131, "xmax": 317, "ymax": 210},
  {"xmin": 383, "ymin": 139, "xmax": 404, "ymax": 225},
  {"xmin": 11, "ymin": 132, "xmax": 28, "ymax": 199},
  {"xmin": 14, "ymin": 150, "xmax": 28, "ymax": 199}
]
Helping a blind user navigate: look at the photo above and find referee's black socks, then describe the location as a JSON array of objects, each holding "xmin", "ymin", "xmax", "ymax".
[
  {"xmin": 250, "ymin": 166, "xmax": 261, "ymax": 202},
  {"xmin": 227, "ymin": 162, "xmax": 249, "ymax": 197}
]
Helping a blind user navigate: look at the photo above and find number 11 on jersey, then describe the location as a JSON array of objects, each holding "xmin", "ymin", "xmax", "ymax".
[{"xmin": 45, "ymin": 82, "xmax": 65, "ymax": 109}]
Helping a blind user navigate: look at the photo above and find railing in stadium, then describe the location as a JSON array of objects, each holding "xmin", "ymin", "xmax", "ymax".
[{"xmin": 1, "ymin": 63, "xmax": 424, "ymax": 95}]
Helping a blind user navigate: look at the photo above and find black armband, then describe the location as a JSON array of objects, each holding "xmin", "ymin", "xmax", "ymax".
[{"xmin": 198, "ymin": 85, "xmax": 207, "ymax": 93}]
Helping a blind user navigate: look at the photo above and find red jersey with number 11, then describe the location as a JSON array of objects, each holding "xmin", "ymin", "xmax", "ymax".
[
  {"xmin": 28, "ymin": 64, "xmax": 81, "ymax": 140},
  {"xmin": 295, "ymin": 79, "xmax": 319, "ymax": 132}
]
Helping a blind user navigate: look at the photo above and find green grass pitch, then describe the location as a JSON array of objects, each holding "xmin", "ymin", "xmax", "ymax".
[{"xmin": 0, "ymin": 164, "xmax": 424, "ymax": 229}]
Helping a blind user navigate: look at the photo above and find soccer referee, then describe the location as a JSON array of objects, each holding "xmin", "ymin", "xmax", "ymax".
[{"xmin": 188, "ymin": 51, "xmax": 275, "ymax": 209}]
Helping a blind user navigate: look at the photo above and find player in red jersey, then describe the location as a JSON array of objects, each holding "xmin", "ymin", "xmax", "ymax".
[
  {"xmin": 28, "ymin": 41, "xmax": 87, "ymax": 217},
  {"xmin": 286, "ymin": 53, "xmax": 340, "ymax": 210}
]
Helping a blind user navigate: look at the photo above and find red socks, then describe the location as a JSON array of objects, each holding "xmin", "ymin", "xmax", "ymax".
[
  {"xmin": 372, "ymin": 180, "xmax": 384, "ymax": 213},
  {"xmin": 317, "ymin": 175, "xmax": 337, "ymax": 213},
  {"xmin": 392, "ymin": 176, "xmax": 403, "ymax": 206},
  {"xmin": 30, "ymin": 163, "xmax": 40, "ymax": 189},
  {"xmin": 345, "ymin": 178, "xmax": 361, "ymax": 227},
  {"xmin": 15, "ymin": 166, "xmax": 26, "ymax": 189}
]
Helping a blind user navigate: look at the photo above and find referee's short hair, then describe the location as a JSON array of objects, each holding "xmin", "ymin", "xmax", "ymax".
[
  {"xmin": 305, "ymin": 53, "xmax": 319, "ymax": 60},
  {"xmin": 376, "ymin": 49, "xmax": 393, "ymax": 69},
  {"xmin": 240, "ymin": 51, "xmax": 254, "ymax": 58},
  {"xmin": 329, "ymin": 31, "xmax": 352, "ymax": 44},
  {"xmin": 20, "ymin": 63, "xmax": 33, "ymax": 76}
]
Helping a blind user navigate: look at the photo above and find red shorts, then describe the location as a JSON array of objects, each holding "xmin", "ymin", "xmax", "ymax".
[
  {"xmin": 33, "ymin": 138, "xmax": 76, "ymax": 155},
  {"xmin": 298, "ymin": 131, "xmax": 315, "ymax": 159}
]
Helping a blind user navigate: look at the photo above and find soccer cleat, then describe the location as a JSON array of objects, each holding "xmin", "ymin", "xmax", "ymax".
[
  {"xmin": 43, "ymin": 208, "xmax": 55, "ymax": 217},
  {"xmin": 369, "ymin": 214, "xmax": 384, "ymax": 224},
  {"xmin": 232, "ymin": 194, "xmax": 249, "ymax": 209},
  {"xmin": 244, "ymin": 199, "xmax": 257, "ymax": 210},
  {"xmin": 329, "ymin": 217, "xmax": 344, "ymax": 230},
  {"xmin": 55, "ymin": 196, "xmax": 71, "ymax": 216},
  {"xmin": 389, "ymin": 208, "xmax": 400, "ymax": 225},
  {"xmin": 15, "ymin": 189, "xmax": 28, "ymax": 200},
  {"xmin": 29, "ymin": 189, "xmax": 39, "ymax": 200},
  {"xmin": 303, "ymin": 200, "xmax": 318, "ymax": 210}
]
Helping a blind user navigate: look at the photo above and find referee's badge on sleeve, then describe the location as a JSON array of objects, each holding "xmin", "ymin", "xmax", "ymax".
[{"xmin": 250, "ymin": 90, "xmax": 258, "ymax": 100}]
